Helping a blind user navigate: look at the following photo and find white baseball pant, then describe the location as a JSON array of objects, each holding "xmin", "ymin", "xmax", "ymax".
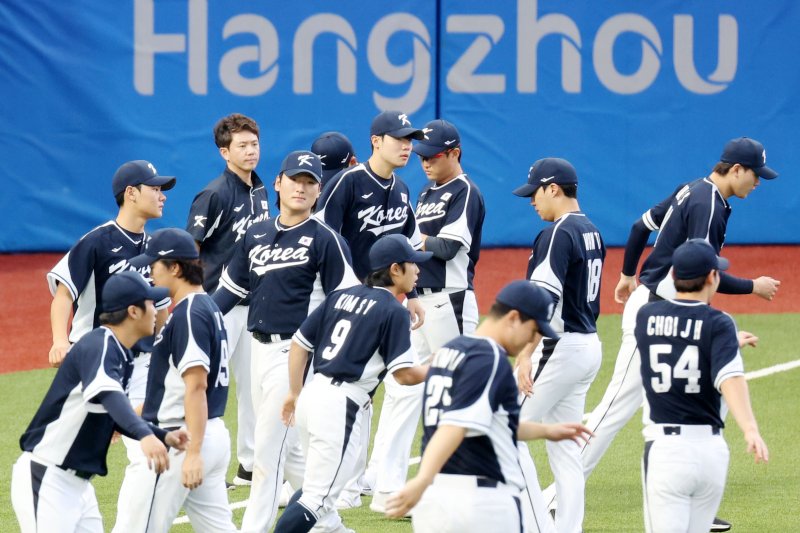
[
  {"xmin": 224, "ymin": 304, "xmax": 256, "ymax": 472},
  {"xmin": 12, "ymin": 452, "xmax": 102, "ymax": 533},
  {"xmin": 519, "ymin": 332, "xmax": 602, "ymax": 533},
  {"xmin": 241, "ymin": 337, "xmax": 306, "ymax": 533},
  {"xmin": 642, "ymin": 424, "xmax": 729, "ymax": 533}
]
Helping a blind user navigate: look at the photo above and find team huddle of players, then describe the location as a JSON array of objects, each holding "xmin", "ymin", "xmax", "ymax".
[{"xmin": 11, "ymin": 110, "xmax": 780, "ymax": 533}]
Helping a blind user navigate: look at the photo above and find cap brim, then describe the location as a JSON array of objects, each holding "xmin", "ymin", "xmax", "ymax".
[
  {"xmin": 717, "ymin": 256, "xmax": 730, "ymax": 271},
  {"xmin": 284, "ymin": 168, "xmax": 322, "ymax": 183},
  {"xmin": 754, "ymin": 165, "xmax": 778, "ymax": 180},
  {"xmin": 144, "ymin": 175, "xmax": 176, "ymax": 191},
  {"xmin": 128, "ymin": 253, "xmax": 156, "ymax": 269},
  {"xmin": 387, "ymin": 127, "xmax": 425, "ymax": 140},
  {"xmin": 412, "ymin": 143, "xmax": 447, "ymax": 157},
  {"xmin": 147, "ymin": 286, "xmax": 170, "ymax": 302},
  {"xmin": 513, "ymin": 183, "xmax": 538, "ymax": 197},
  {"xmin": 321, "ymin": 168, "xmax": 343, "ymax": 182},
  {"xmin": 536, "ymin": 320, "xmax": 560, "ymax": 340}
]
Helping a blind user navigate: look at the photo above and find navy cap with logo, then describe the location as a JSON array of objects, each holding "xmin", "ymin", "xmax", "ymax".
[
  {"xmin": 101, "ymin": 271, "xmax": 170, "ymax": 313},
  {"xmin": 495, "ymin": 280, "xmax": 559, "ymax": 340},
  {"xmin": 671, "ymin": 239, "xmax": 730, "ymax": 280},
  {"xmin": 369, "ymin": 234, "xmax": 433, "ymax": 271},
  {"xmin": 112, "ymin": 160, "xmax": 176, "ymax": 197},
  {"xmin": 370, "ymin": 110, "xmax": 424, "ymax": 140},
  {"xmin": 128, "ymin": 228, "xmax": 200, "ymax": 269},
  {"xmin": 720, "ymin": 137, "xmax": 778, "ymax": 180},
  {"xmin": 513, "ymin": 158, "xmax": 578, "ymax": 198},
  {"xmin": 311, "ymin": 132, "xmax": 355, "ymax": 182},
  {"xmin": 412, "ymin": 119, "xmax": 461, "ymax": 158},
  {"xmin": 280, "ymin": 150, "xmax": 323, "ymax": 183}
]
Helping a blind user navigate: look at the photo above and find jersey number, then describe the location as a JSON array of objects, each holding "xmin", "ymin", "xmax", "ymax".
[
  {"xmin": 424, "ymin": 375, "xmax": 453, "ymax": 426},
  {"xmin": 214, "ymin": 312, "xmax": 230, "ymax": 387},
  {"xmin": 586, "ymin": 258, "xmax": 602, "ymax": 302},
  {"xmin": 648, "ymin": 344, "xmax": 700, "ymax": 394},
  {"xmin": 321, "ymin": 319, "xmax": 352, "ymax": 361}
]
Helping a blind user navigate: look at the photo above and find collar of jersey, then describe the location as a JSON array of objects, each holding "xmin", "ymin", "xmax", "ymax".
[
  {"xmin": 363, "ymin": 162, "xmax": 395, "ymax": 189},
  {"xmin": 554, "ymin": 211, "xmax": 585, "ymax": 222},
  {"xmin": 430, "ymin": 173, "xmax": 467, "ymax": 191},
  {"xmin": 702, "ymin": 177, "xmax": 730, "ymax": 208},
  {"xmin": 274, "ymin": 216, "xmax": 312, "ymax": 232},
  {"xmin": 224, "ymin": 167, "xmax": 263, "ymax": 190},
  {"xmin": 668, "ymin": 298, "xmax": 707, "ymax": 307},
  {"xmin": 101, "ymin": 326, "xmax": 134, "ymax": 362},
  {"xmin": 111, "ymin": 221, "xmax": 145, "ymax": 246}
]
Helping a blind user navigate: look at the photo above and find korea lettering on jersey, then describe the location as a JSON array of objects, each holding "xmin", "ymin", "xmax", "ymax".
[
  {"xmin": 186, "ymin": 169, "xmax": 270, "ymax": 293},
  {"xmin": 293, "ymin": 285, "xmax": 416, "ymax": 396},
  {"xmin": 46, "ymin": 221, "xmax": 170, "ymax": 347},
  {"xmin": 415, "ymin": 174, "xmax": 485, "ymax": 290},
  {"xmin": 216, "ymin": 217, "xmax": 359, "ymax": 334},
  {"xmin": 639, "ymin": 178, "xmax": 731, "ymax": 299},
  {"xmin": 315, "ymin": 163, "xmax": 422, "ymax": 279},
  {"xmin": 635, "ymin": 299, "xmax": 744, "ymax": 427},
  {"xmin": 422, "ymin": 335, "xmax": 525, "ymax": 490},
  {"xmin": 142, "ymin": 293, "xmax": 230, "ymax": 427},
  {"xmin": 19, "ymin": 328, "xmax": 135, "ymax": 475},
  {"xmin": 527, "ymin": 213, "xmax": 605, "ymax": 334}
]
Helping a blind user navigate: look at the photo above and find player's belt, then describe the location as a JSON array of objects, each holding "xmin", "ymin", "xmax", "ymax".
[
  {"xmin": 419, "ymin": 287, "xmax": 443, "ymax": 295},
  {"xmin": 645, "ymin": 424, "xmax": 721, "ymax": 439},
  {"xmin": 252, "ymin": 331, "xmax": 293, "ymax": 344}
]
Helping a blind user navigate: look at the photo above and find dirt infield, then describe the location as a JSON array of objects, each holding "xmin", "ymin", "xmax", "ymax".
[{"xmin": 2, "ymin": 246, "xmax": 797, "ymax": 374}]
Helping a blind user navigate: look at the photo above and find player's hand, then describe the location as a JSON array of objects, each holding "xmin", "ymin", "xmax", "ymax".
[
  {"xmin": 543, "ymin": 422, "xmax": 594, "ymax": 445},
  {"xmin": 140, "ymin": 434, "xmax": 170, "ymax": 474},
  {"xmin": 744, "ymin": 430, "xmax": 769, "ymax": 463},
  {"xmin": 752, "ymin": 276, "xmax": 780, "ymax": 301},
  {"xmin": 614, "ymin": 274, "xmax": 637, "ymax": 304},
  {"xmin": 737, "ymin": 331, "xmax": 759, "ymax": 348},
  {"xmin": 165, "ymin": 429, "xmax": 190, "ymax": 451},
  {"xmin": 407, "ymin": 298, "xmax": 426, "ymax": 330},
  {"xmin": 182, "ymin": 451, "xmax": 204, "ymax": 489},
  {"xmin": 516, "ymin": 357, "xmax": 533, "ymax": 397},
  {"xmin": 385, "ymin": 478, "xmax": 427, "ymax": 518},
  {"xmin": 49, "ymin": 340, "xmax": 71, "ymax": 367},
  {"xmin": 281, "ymin": 394, "xmax": 298, "ymax": 427}
]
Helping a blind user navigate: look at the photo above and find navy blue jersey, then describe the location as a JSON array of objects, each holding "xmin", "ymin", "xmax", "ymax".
[
  {"xmin": 142, "ymin": 293, "xmax": 229, "ymax": 427},
  {"xmin": 185, "ymin": 169, "xmax": 270, "ymax": 294},
  {"xmin": 47, "ymin": 221, "xmax": 170, "ymax": 351},
  {"xmin": 421, "ymin": 335, "xmax": 524, "ymax": 490},
  {"xmin": 20, "ymin": 327, "xmax": 134, "ymax": 475},
  {"xmin": 415, "ymin": 174, "xmax": 485, "ymax": 290},
  {"xmin": 215, "ymin": 216, "xmax": 359, "ymax": 335},
  {"xmin": 527, "ymin": 212, "xmax": 605, "ymax": 334},
  {"xmin": 635, "ymin": 299, "xmax": 744, "ymax": 428},
  {"xmin": 294, "ymin": 285, "xmax": 416, "ymax": 396},
  {"xmin": 314, "ymin": 162, "xmax": 422, "ymax": 279},
  {"xmin": 639, "ymin": 178, "xmax": 731, "ymax": 298}
]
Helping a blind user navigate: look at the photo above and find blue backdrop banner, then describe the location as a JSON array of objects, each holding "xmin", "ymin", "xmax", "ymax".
[{"xmin": 1, "ymin": 0, "xmax": 798, "ymax": 251}]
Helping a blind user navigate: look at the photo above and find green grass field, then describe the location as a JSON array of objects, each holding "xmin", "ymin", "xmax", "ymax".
[{"xmin": 2, "ymin": 313, "xmax": 798, "ymax": 532}]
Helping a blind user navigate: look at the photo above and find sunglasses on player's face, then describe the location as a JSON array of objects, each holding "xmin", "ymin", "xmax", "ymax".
[{"xmin": 419, "ymin": 149, "xmax": 453, "ymax": 163}]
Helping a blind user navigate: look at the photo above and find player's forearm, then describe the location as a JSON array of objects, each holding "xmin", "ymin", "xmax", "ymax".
[
  {"xmin": 423, "ymin": 236, "xmax": 461, "ymax": 261},
  {"xmin": 393, "ymin": 364, "xmax": 429, "ymax": 385},
  {"xmin": 97, "ymin": 391, "xmax": 154, "ymax": 440},
  {"xmin": 183, "ymin": 387, "xmax": 208, "ymax": 455},
  {"xmin": 415, "ymin": 425, "xmax": 466, "ymax": 485},
  {"xmin": 517, "ymin": 421, "xmax": 550, "ymax": 441},
  {"xmin": 621, "ymin": 219, "xmax": 652, "ymax": 276},
  {"xmin": 718, "ymin": 272, "xmax": 754, "ymax": 295},
  {"xmin": 211, "ymin": 286, "xmax": 243, "ymax": 315},
  {"xmin": 50, "ymin": 286, "xmax": 74, "ymax": 343},
  {"xmin": 287, "ymin": 342, "xmax": 309, "ymax": 397},
  {"xmin": 720, "ymin": 376, "xmax": 760, "ymax": 434}
]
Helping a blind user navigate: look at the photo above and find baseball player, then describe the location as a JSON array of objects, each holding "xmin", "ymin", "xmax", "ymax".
[
  {"xmin": 274, "ymin": 234, "xmax": 433, "ymax": 533},
  {"xmin": 12, "ymin": 271, "xmax": 188, "ymax": 533},
  {"xmin": 212, "ymin": 150, "xmax": 360, "ymax": 532},
  {"xmin": 185, "ymin": 113, "xmax": 269, "ymax": 486},
  {"xmin": 112, "ymin": 228, "xmax": 236, "ymax": 532},
  {"xmin": 564, "ymin": 137, "xmax": 780, "ymax": 532},
  {"xmin": 513, "ymin": 158, "xmax": 606, "ymax": 533},
  {"xmin": 363, "ymin": 119, "xmax": 487, "ymax": 513},
  {"xmin": 384, "ymin": 281, "xmax": 592, "ymax": 533},
  {"xmin": 636, "ymin": 239, "xmax": 768, "ymax": 533},
  {"xmin": 311, "ymin": 131, "xmax": 357, "ymax": 187}
]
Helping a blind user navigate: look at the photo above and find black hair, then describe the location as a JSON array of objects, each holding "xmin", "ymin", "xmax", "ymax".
[
  {"xmin": 560, "ymin": 183, "xmax": 578, "ymax": 198},
  {"xmin": 158, "ymin": 258, "xmax": 205, "ymax": 286},
  {"xmin": 365, "ymin": 263, "xmax": 407, "ymax": 288},
  {"xmin": 674, "ymin": 274, "xmax": 708, "ymax": 293},
  {"xmin": 214, "ymin": 113, "xmax": 260, "ymax": 149},
  {"xmin": 115, "ymin": 184, "xmax": 142, "ymax": 207},
  {"xmin": 99, "ymin": 301, "xmax": 146, "ymax": 325},
  {"xmin": 712, "ymin": 161, "xmax": 752, "ymax": 177}
]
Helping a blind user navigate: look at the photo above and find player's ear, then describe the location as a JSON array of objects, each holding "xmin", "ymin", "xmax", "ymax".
[
  {"xmin": 274, "ymin": 174, "xmax": 282, "ymax": 192},
  {"xmin": 219, "ymin": 146, "xmax": 229, "ymax": 161}
]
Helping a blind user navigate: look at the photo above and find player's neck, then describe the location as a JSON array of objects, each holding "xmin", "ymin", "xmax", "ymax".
[
  {"xmin": 367, "ymin": 155, "xmax": 397, "ymax": 180},
  {"xmin": 171, "ymin": 283, "xmax": 204, "ymax": 305},
  {"xmin": 228, "ymin": 164, "xmax": 253, "ymax": 187},
  {"xmin": 708, "ymin": 172, "xmax": 733, "ymax": 199},
  {"xmin": 106, "ymin": 324, "xmax": 143, "ymax": 349},
  {"xmin": 675, "ymin": 289, "xmax": 712, "ymax": 304},
  {"xmin": 115, "ymin": 208, "xmax": 147, "ymax": 234},
  {"xmin": 435, "ymin": 167, "xmax": 463, "ymax": 186},
  {"xmin": 552, "ymin": 198, "xmax": 581, "ymax": 220},
  {"xmin": 474, "ymin": 318, "xmax": 511, "ymax": 351}
]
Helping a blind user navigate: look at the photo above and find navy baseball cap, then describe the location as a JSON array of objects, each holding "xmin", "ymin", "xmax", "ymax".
[
  {"xmin": 720, "ymin": 137, "xmax": 778, "ymax": 180},
  {"xmin": 672, "ymin": 239, "xmax": 730, "ymax": 280},
  {"xmin": 513, "ymin": 158, "xmax": 578, "ymax": 197},
  {"xmin": 112, "ymin": 160, "xmax": 176, "ymax": 197},
  {"xmin": 412, "ymin": 119, "xmax": 461, "ymax": 158},
  {"xmin": 495, "ymin": 280, "xmax": 559, "ymax": 340},
  {"xmin": 311, "ymin": 132, "xmax": 355, "ymax": 182},
  {"xmin": 280, "ymin": 150, "xmax": 323, "ymax": 183},
  {"xmin": 369, "ymin": 234, "xmax": 432, "ymax": 271},
  {"xmin": 128, "ymin": 228, "xmax": 199, "ymax": 268},
  {"xmin": 370, "ymin": 110, "xmax": 424, "ymax": 140},
  {"xmin": 101, "ymin": 271, "xmax": 169, "ymax": 313}
]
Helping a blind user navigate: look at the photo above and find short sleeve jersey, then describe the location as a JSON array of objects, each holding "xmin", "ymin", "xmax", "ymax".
[
  {"xmin": 142, "ymin": 293, "xmax": 229, "ymax": 428},
  {"xmin": 527, "ymin": 212, "xmax": 605, "ymax": 334},
  {"xmin": 216, "ymin": 216, "xmax": 359, "ymax": 335},
  {"xmin": 314, "ymin": 162, "xmax": 422, "ymax": 279},
  {"xmin": 635, "ymin": 299, "xmax": 744, "ymax": 427},
  {"xmin": 294, "ymin": 285, "xmax": 416, "ymax": 396},
  {"xmin": 19, "ymin": 327, "xmax": 134, "ymax": 476},
  {"xmin": 421, "ymin": 335, "xmax": 524, "ymax": 490},
  {"xmin": 415, "ymin": 174, "xmax": 485, "ymax": 290},
  {"xmin": 185, "ymin": 168, "xmax": 270, "ymax": 294}
]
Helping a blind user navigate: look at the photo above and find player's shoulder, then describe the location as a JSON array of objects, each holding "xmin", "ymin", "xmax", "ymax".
[{"xmin": 77, "ymin": 220, "xmax": 119, "ymax": 241}]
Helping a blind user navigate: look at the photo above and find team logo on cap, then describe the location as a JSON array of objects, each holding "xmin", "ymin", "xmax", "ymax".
[
  {"xmin": 541, "ymin": 175, "xmax": 556, "ymax": 183},
  {"xmin": 147, "ymin": 162, "xmax": 157, "ymax": 175},
  {"xmin": 297, "ymin": 154, "xmax": 314, "ymax": 167},
  {"xmin": 398, "ymin": 113, "xmax": 410, "ymax": 126},
  {"xmin": 157, "ymin": 249, "xmax": 174, "ymax": 256},
  {"xmin": 421, "ymin": 127, "xmax": 433, "ymax": 140},
  {"xmin": 762, "ymin": 149, "xmax": 767, "ymax": 164},
  {"xmin": 444, "ymin": 139, "xmax": 456, "ymax": 145},
  {"xmin": 546, "ymin": 302, "xmax": 554, "ymax": 320}
]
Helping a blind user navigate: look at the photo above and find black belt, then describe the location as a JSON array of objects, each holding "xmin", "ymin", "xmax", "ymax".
[
  {"xmin": 419, "ymin": 287, "xmax": 443, "ymax": 294},
  {"xmin": 477, "ymin": 477, "xmax": 499, "ymax": 488},
  {"xmin": 252, "ymin": 331, "xmax": 293, "ymax": 344},
  {"xmin": 58, "ymin": 464, "xmax": 94, "ymax": 480},
  {"xmin": 663, "ymin": 425, "xmax": 720, "ymax": 436}
]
